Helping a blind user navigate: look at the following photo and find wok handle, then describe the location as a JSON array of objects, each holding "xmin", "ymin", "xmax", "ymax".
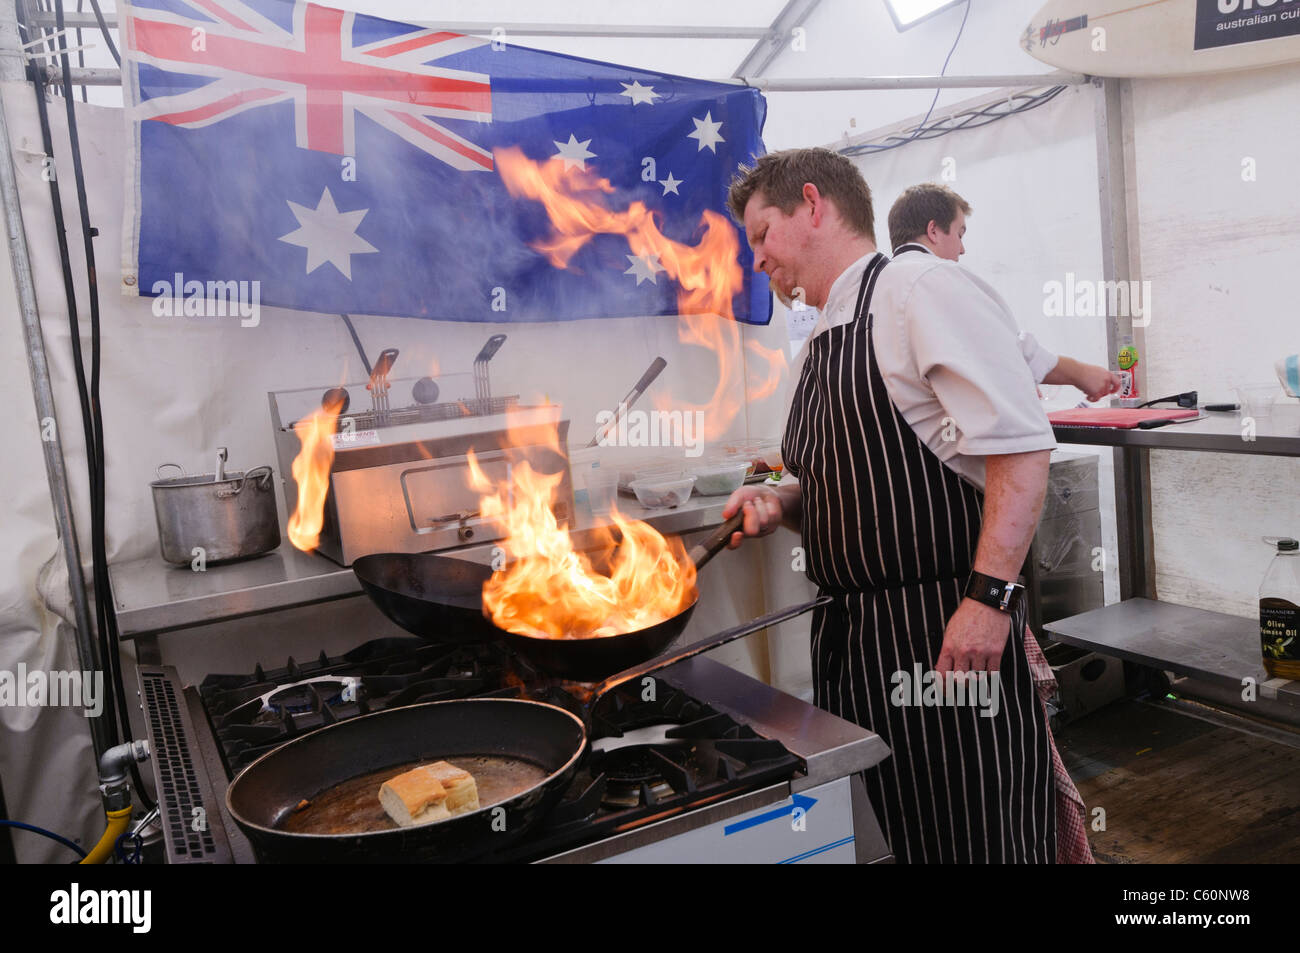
[
  {"xmin": 589, "ymin": 595, "xmax": 832, "ymax": 704},
  {"xmin": 687, "ymin": 512, "xmax": 744, "ymax": 571}
]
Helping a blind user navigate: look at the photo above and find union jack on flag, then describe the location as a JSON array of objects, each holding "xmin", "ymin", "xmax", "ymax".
[
  {"xmin": 121, "ymin": 0, "xmax": 771, "ymax": 324},
  {"xmin": 125, "ymin": 0, "xmax": 494, "ymax": 169}
]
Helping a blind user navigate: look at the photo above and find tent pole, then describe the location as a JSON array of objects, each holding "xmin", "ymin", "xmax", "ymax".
[
  {"xmin": 1093, "ymin": 76, "xmax": 1153, "ymax": 604},
  {"xmin": 0, "ymin": 0, "xmax": 111, "ymax": 760},
  {"xmin": 732, "ymin": 0, "xmax": 825, "ymax": 78},
  {"xmin": 21, "ymin": 9, "xmax": 775, "ymax": 37},
  {"xmin": 737, "ymin": 72, "xmax": 1088, "ymax": 90},
  {"xmin": 45, "ymin": 63, "xmax": 1090, "ymax": 90}
]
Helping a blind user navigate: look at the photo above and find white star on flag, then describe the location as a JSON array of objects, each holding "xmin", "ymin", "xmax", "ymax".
[
  {"xmin": 619, "ymin": 80, "xmax": 659, "ymax": 105},
  {"xmin": 688, "ymin": 112, "xmax": 725, "ymax": 153},
  {"xmin": 553, "ymin": 133, "xmax": 597, "ymax": 170},
  {"xmin": 624, "ymin": 253, "xmax": 664, "ymax": 285},
  {"xmin": 658, "ymin": 172, "xmax": 683, "ymax": 196},
  {"xmin": 278, "ymin": 187, "xmax": 378, "ymax": 280}
]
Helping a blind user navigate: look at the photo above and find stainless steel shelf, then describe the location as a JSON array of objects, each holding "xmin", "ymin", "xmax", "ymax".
[
  {"xmin": 1051, "ymin": 404, "xmax": 1300, "ymax": 456},
  {"xmin": 111, "ymin": 493, "xmax": 730, "ymax": 638},
  {"xmin": 1043, "ymin": 597, "xmax": 1300, "ymax": 708}
]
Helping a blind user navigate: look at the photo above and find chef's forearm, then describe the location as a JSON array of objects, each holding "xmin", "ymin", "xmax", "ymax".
[
  {"xmin": 1040, "ymin": 357, "xmax": 1073, "ymax": 386},
  {"xmin": 775, "ymin": 482, "xmax": 803, "ymax": 533},
  {"xmin": 971, "ymin": 450, "xmax": 1050, "ymax": 581}
]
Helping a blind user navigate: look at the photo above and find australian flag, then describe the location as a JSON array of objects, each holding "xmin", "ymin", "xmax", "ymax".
[{"xmin": 120, "ymin": 0, "xmax": 771, "ymax": 324}]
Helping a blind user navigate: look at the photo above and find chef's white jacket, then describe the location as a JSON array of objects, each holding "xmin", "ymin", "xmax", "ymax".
[{"xmin": 784, "ymin": 250, "xmax": 1057, "ymax": 492}]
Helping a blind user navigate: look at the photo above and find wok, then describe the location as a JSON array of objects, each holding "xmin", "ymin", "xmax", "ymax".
[
  {"xmin": 225, "ymin": 594, "xmax": 829, "ymax": 863},
  {"xmin": 353, "ymin": 550, "xmax": 502, "ymax": 645},
  {"xmin": 353, "ymin": 513, "xmax": 745, "ymax": 681}
]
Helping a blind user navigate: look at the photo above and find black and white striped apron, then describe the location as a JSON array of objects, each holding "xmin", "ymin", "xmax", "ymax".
[{"xmin": 782, "ymin": 252, "xmax": 1055, "ymax": 864}]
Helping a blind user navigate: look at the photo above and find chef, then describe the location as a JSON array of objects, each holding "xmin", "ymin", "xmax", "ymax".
[
  {"xmin": 888, "ymin": 182, "xmax": 1121, "ymax": 402},
  {"xmin": 723, "ymin": 149, "xmax": 1056, "ymax": 863}
]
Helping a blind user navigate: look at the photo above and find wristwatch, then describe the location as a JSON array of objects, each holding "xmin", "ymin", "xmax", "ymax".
[{"xmin": 963, "ymin": 571, "xmax": 1026, "ymax": 614}]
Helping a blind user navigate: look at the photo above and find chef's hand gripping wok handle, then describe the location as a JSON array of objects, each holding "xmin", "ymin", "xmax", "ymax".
[
  {"xmin": 590, "ymin": 595, "xmax": 832, "ymax": 704},
  {"xmin": 686, "ymin": 512, "xmax": 744, "ymax": 571}
]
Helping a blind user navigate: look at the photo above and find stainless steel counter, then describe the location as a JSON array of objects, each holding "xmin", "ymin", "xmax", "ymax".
[
  {"xmin": 1044, "ymin": 402, "xmax": 1300, "ymax": 715},
  {"xmin": 111, "ymin": 493, "xmax": 729, "ymax": 638},
  {"xmin": 1052, "ymin": 404, "xmax": 1300, "ymax": 456},
  {"xmin": 1044, "ymin": 597, "xmax": 1300, "ymax": 709}
]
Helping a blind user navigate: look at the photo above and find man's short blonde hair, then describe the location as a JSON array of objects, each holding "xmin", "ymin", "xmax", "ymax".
[{"xmin": 727, "ymin": 148, "xmax": 876, "ymax": 242}]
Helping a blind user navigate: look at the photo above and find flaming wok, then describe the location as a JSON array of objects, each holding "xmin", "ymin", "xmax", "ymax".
[{"xmin": 353, "ymin": 513, "xmax": 742, "ymax": 681}]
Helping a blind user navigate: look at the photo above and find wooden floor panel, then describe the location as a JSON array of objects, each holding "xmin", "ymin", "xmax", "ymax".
[{"xmin": 1055, "ymin": 700, "xmax": 1300, "ymax": 864}]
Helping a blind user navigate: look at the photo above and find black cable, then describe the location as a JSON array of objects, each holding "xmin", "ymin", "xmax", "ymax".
[
  {"xmin": 339, "ymin": 314, "xmax": 372, "ymax": 376},
  {"xmin": 114, "ymin": 830, "xmax": 143, "ymax": 864},
  {"xmin": 32, "ymin": 0, "xmax": 65, "ymax": 98},
  {"xmin": 838, "ymin": 2, "xmax": 1064, "ymax": 162},
  {"xmin": 887, "ymin": 0, "xmax": 970, "ymax": 152},
  {"xmin": 52, "ymin": 0, "xmax": 155, "ymax": 812},
  {"xmin": 840, "ymin": 85, "xmax": 1066, "ymax": 157},
  {"xmin": 55, "ymin": 0, "xmax": 144, "ymax": 804},
  {"xmin": 75, "ymin": 0, "xmax": 87, "ymax": 103},
  {"xmin": 87, "ymin": 0, "xmax": 119, "ymax": 65},
  {"xmin": 20, "ymin": 23, "xmax": 120, "ymax": 745},
  {"xmin": 0, "ymin": 774, "xmax": 17, "ymax": 864},
  {"xmin": 0, "ymin": 819, "xmax": 88, "ymax": 859}
]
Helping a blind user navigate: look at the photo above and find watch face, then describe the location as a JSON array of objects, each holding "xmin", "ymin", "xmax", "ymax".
[{"xmin": 967, "ymin": 574, "xmax": 1020, "ymax": 612}]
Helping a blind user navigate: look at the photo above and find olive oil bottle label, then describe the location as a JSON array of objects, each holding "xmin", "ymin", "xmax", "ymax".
[{"xmin": 1261, "ymin": 597, "xmax": 1300, "ymax": 661}]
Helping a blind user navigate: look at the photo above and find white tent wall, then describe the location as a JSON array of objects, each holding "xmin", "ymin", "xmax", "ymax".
[
  {"xmin": 0, "ymin": 81, "xmax": 792, "ymax": 859},
  {"xmin": 0, "ymin": 82, "xmax": 103, "ymax": 861},
  {"xmin": 761, "ymin": 0, "xmax": 1057, "ymax": 151},
  {"xmin": 1129, "ymin": 64, "xmax": 1300, "ymax": 617}
]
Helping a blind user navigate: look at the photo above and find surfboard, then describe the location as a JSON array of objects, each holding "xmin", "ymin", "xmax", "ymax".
[{"xmin": 1023, "ymin": 0, "xmax": 1300, "ymax": 77}]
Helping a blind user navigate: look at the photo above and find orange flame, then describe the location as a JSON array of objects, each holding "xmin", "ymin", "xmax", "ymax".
[
  {"xmin": 466, "ymin": 439, "xmax": 696, "ymax": 640},
  {"xmin": 287, "ymin": 395, "xmax": 344, "ymax": 551},
  {"xmin": 744, "ymin": 338, "xmax": 787, "ymax": 403},
  {"xmin": 495, "ymin": 147, "xmax": 785, "ymax": 439}
]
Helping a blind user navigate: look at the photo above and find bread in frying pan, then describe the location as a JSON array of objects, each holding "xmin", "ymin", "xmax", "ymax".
[
  {"xmin": 378, "ymin": 761, "xmax": 478, "ymax": 827},
  {"xmin": 424, "ymin": 760, "xmax": 480, "ymax": 815},
  {"xmin": 378, "ymin": 766, "xmax": 452, "ymax": 827}
]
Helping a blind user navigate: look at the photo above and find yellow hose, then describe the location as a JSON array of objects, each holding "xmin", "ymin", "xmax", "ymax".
[{"xmin": 79, "ymin": 806, "xmax": 133, "ymax": 865}]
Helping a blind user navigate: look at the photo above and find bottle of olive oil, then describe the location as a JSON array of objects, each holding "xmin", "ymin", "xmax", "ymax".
[{"xmin": 1261, "ymin": 538, "xmax": 1300, "ymax": 679}]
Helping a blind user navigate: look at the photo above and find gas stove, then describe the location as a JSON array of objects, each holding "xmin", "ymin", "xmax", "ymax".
[
  {"xmin": 194, "ymin": 637, "xmax": 804, "ymax": 861},
  {"xmin": 138, "ymin": 636, "xmax": 892, "ymax": 864}
]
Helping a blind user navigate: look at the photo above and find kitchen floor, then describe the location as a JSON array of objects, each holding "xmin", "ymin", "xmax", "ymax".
[{"xmin": 1056, "ymin": 699, "xmax": 1300, "ymax": 863}]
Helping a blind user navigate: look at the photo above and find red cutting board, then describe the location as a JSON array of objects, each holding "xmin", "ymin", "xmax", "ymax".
[{"xmin": 1048, "ymin": 408, "xmax": 1200, "ymax": 429}]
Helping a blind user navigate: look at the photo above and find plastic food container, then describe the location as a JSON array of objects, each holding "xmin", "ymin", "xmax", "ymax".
[
  {"xmin": 723, "ymin": 439, "xmax": 782, "ymax": 476},
  {"xmin": 618, "ymin": 462, "xmax": 686, "ymax": 493},
  {"xmin": 691, "ymin": 461, "xmax": 750, "ymax": 496},
  {"xmin": 755, "ymin": 442, "xmax": 783, "ymax": 470},
  {"xmin": 629, "ymin": 475, "xmax": 696, "ymax": 508}
]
